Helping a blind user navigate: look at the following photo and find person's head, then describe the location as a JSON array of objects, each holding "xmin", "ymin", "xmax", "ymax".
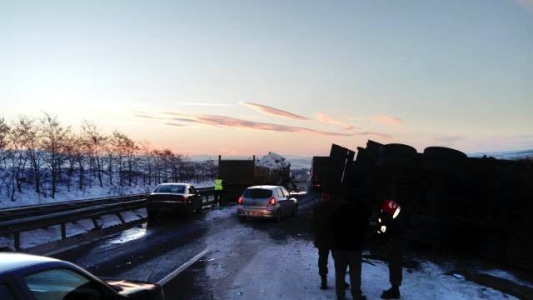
[{"xmin": 381, "ymin": 199, "xmax": 401, "ymax": 219}]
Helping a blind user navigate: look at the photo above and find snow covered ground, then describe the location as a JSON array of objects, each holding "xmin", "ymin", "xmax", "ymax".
[{"xmin": 192, "ymin": 207, "xmax": 533, "ymax": 299}]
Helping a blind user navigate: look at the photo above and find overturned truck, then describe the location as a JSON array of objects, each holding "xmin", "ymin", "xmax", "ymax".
[{"xmin": 324, "ymin": 141, "xmax": 533, "ymax": 270}]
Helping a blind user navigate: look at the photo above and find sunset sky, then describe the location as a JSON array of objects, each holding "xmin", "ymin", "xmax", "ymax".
[{"xmin": 2, "ymin": 0, "xmax": 532, "ymax": 158}]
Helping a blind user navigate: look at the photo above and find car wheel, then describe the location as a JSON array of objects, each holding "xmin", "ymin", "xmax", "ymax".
[
  {"xmin": 195, "ymin": 201, "xmax": 203, "ymax": 213},
  {"xmin": 274, "ymin": 210, "xmax": 282, "ymax": 223},
  {"xmin": 185, "ymin": 207, "xmax": 193, "ymax": 218}
]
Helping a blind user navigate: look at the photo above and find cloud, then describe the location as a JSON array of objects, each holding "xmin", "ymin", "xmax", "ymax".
[
  {"xmin": 515, "ymin": 0, "xmax": 533, "ymax": 9},
  {"xmin": 158, "ymin": 112, "xmax": 387, "ymax": 137},
  {"xmin": 316, "ymin": 113, "xmax": 358, "ymax": 132},
  {"xmin": 131, "ymin": 112, "xmax": 167, "ymax": 120},
  {"xmin": 241, "ymin": 102, "xmax": 309, "ymax": 120},
  {"xmin": 371, "ymin": 114, "xmax": 402, "ymax": 126},
  {"xmin": 178, "ymin": 102, "xmax": 234, "ymax": 107}
]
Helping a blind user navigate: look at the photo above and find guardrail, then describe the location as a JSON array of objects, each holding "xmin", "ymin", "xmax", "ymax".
[{"xmin": 0, "ymin": 187, "xmax": 215, "ymax": 251}]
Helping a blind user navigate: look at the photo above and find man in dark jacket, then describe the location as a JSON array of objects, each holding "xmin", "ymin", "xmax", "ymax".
[
  {"xmin": 376, "ymin": 199, "xmax": 408, "ymax": 299},
  {"xmin": 312, "ymin": 193, "xmax": 337, "ymax": 290},
  {"xmin": 330, "ymin": 198, "xmax": 369, "ymax": 300}
]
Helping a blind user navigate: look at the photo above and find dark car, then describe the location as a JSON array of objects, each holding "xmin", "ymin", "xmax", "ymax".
[
  {"xmin": 0, "ymin": 252, "xmax": 165, "ymax": 300},
  {"xmin": 146, "ymin": 183, "xmax": 204, "ymax": 222}
]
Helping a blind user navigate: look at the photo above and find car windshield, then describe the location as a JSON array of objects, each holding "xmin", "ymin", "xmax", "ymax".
[
  {"xmin": 243, "ymin": 188, "xmax": 272, "ymax": 198},
  {"xmin": 154, "ymin": 185, "xmax": 185, "ymax": 193}
]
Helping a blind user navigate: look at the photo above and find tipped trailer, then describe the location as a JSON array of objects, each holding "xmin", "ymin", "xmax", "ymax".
[{"xmin": 322, "ymin": 140, "xmax": 533, "ymax": 270}]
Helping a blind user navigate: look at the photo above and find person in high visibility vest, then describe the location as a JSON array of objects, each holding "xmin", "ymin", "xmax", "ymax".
[{"xmin": 214, "ymin": 176, "xmax": 223, "ymax": 206}]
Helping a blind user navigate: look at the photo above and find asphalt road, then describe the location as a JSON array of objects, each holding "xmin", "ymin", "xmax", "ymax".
[{"xmin": 54, "ymin": 191, "xmax": 318, "ymax": 299}]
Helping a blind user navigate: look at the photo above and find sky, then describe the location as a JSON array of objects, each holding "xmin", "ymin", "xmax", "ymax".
[{"xmin": 2, "ymin": 0, "xmax": 533, "ymax": 157}]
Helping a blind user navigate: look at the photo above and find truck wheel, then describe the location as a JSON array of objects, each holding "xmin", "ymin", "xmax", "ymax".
[{"xmin": 185, "ymin": 207, "xmax": 193, "ymax": 218}]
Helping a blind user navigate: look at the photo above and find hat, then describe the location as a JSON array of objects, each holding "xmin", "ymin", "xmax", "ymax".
[{"xmin": 381, "ymin": 200, "xmax": 399, "ymax": 216}]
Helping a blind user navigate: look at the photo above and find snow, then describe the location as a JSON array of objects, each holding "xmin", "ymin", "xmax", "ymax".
[
  {"xmin": 256, "ymin": 152, "xmax": 290, "ymax": 169},
  {"xmin": 199, "ymin": 206, "xmax": 529, "ymax": 300},
  {"xmin": 169, "ymin": 205, "xmax": 530, "ymax": 300}
]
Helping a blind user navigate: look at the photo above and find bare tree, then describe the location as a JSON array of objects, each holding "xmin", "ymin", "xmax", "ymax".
[
  {"xmin": 0, "ymin": 118, "xmax": 11, "ymax": 197},
  {"xmin": 80, "ymin": 121, "xmax": 107, "ymax": 188},
  {"xmin": 40, "ymin": 113, "xmax": 71, "ymax": 198},
  {"xmin": 8, "ymin": 116, "xmax": 38, "ymax": 197},
  {"xmin": 138, "ymin": 142, "xmax": 154, "ymax": 186},
  {"xmin": 109, "ymin": 130, "xmax": 138, "ymax": 187}
]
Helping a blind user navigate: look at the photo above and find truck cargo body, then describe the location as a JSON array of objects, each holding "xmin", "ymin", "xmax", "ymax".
[
  {"xmin": 218, "ymin": 157, "xmax": 289, "ymax": 204},
  {"xmin": 310, "ymin": 156, "xmax": 330, "ymax": 192},
  {"xmin": 326, "ymin": 140, "xmax": 533, "ymax": 270}
]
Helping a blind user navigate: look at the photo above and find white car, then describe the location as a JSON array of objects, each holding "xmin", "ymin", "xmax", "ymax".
[{"xmin": 236, "ymin": 185, "xmax": 298, "ymax": 222}]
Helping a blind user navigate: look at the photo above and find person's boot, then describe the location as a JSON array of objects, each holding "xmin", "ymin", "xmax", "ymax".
[
  {"xmin": 381, "ymin": 285, "xmax": 400, "ymax": 299},
  {"xmin": 320, "ymin": 276, "xmax": 328, "ymax": 290}
]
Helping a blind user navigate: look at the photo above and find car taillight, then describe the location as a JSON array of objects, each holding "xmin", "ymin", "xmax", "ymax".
[
  {"xmin": 267, "ymin": 197, "xmax": 277, "ymax": 206},
  {"xmin": 238, "ymin": 196, "xmax": 244, "ymax": 205},
  {"xmin": 175, "ymin": 195, "xmax": 186, "ymax": 201}
]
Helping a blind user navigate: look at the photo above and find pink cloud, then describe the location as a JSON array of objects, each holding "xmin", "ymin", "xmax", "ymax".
[
  {"xmin": 241, "ymin": 102, "xmax": 309, "ymax": 121},
  {"xmin": 371, "ymin": 114, "xmax": 402, "ymax": 126},
  {"xmin": 158, "ymin": 112, "xmax": 387, "ymax": 137},
  {"xmin": 516, "ymin": 0, "xmax": 533, "ymax": 9}
]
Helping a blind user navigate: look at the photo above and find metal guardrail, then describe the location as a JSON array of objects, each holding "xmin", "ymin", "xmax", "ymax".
[{"xmin": 0, "ymin": 187, "xmax": 215, "ymax": 251}]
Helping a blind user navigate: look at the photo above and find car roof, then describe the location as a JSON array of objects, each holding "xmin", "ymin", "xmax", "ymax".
[
  {"xmin": 246, "ymin": 185, "xmax": 282, "ymax": 190},
  {"xmin": 0, "ymin": 252, "xmax": 60, "ymax": 274},
  {"xmin": 157, "ymin": 182, "xmax": 190, "ymax": 186}
]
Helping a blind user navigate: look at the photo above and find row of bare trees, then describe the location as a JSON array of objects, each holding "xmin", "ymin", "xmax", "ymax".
[{"xmin": 0, "ymin": 114, "xmax": 218, "ymax": 203}]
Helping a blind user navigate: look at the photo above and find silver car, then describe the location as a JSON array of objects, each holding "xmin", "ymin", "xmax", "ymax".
[{"xmin": 236, "ymin": 185, "xmax": 298, "ymax": 222}]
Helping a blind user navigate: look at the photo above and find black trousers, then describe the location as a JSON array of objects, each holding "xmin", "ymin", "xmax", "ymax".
[
  {"xmin": 386, "ymin": 236, "xmax": 407, "ymax": 287},
  {"xmin": 317, "ymin": 246, "xmax": 331, "ymax": 277},
  {"xmin": 333, "ymin": 250, "xmax": 363, "ymax": 300},
  {"xmin": 214, "ymin": 190, "xmax": 222, "ymax": 205}
]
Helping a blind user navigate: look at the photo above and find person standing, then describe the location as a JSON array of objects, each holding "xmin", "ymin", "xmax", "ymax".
[
  {"xmin": 376, "ymin": 199, "xmax": 408, "ymax": 299},
  {"xmin": 311, "ymin": 192, "xmax": 336, "ymax": 290},
  {"xmin": 213, "ymin": 176, "xmax": 223, "ymax": 206},
  {"xmin": 329, "ymin": 198, "xmax": 368, "ymax": 300}
]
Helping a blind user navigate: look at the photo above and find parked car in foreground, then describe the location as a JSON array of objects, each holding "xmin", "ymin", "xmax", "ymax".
[
  {"xmin": 146, "ymin": 183, "xmax": 203, "ymax": 222},
  {"xmin": 237, "ymin": 185, "xmax": 298, "ymax": 222},
  {"xmin": 0, "ymin": 252, "xmax": 165, "ymax": 300}
]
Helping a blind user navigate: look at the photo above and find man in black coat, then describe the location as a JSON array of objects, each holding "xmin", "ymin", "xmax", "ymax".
[
  {"xmin": 312, "ymin": 193, "xmax": 336, "ymax": 290},
  {"xmin": 330, "ymin": 198, "xmax": 369, "ymax": 300}
]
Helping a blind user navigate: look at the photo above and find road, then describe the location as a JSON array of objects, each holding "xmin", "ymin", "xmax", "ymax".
[
  {"xmin": 53, "ymin": 191, "xmax": 533, "ymax": 300},
  {"xmin": 55, "ymin": 191, "xmax": 318, "ymax": 299}
]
